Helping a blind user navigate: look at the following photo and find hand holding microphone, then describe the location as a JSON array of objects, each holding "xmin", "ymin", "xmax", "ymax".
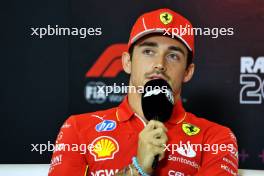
[
  {"xmin": 137, "ymin": 120, "xmax": 168, "ymax": 174},
  {"xmin": 136, "ymin": 79, "xmax": 174, "ymax": 174}
]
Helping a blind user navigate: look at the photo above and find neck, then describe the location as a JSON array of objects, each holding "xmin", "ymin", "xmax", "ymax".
[{"xmin": 128, "ymin": 92, "xmax": 148, "ymax": 123}]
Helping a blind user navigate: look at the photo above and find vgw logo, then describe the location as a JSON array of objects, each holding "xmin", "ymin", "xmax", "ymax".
[
  {"xmin": 240, "ymin": 56, "xmax": 264, "ymax": 104},
  {"xmin": 85, "ymin": 44, "xmax": 127, "ymax": 104}
]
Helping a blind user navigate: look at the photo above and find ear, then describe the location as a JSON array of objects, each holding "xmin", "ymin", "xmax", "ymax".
[
  {"xmin": 183, "ymin": 63, "xmax": 195, "ymax": 83},
  {"xmin": 122, "ymin": 52, "xmax": 132, "ymax": 74}
]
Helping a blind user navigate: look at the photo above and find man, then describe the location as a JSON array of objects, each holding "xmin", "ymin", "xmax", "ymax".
[{"xmin": 49, "ymin": 8, "xmax": 238, "ymax": 176}]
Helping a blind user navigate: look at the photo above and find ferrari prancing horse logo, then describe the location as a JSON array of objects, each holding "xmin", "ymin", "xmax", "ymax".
[
  {"xmin": 182, "ymin": 123, "xmax": 200, "ymax": 136},
  {"xmin": 160, "ymin": 12, "xmax": 173, "ymax": 25}
]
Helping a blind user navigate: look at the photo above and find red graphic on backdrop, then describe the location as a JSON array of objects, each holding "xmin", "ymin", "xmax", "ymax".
[{"xmin": 86, "ymin": 44, "xmax": 127, "ymax": 78}]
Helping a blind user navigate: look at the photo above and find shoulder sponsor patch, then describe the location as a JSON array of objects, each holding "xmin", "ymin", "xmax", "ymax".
[
  {"xmin": 49, "ymin": 154, "xmax": 63, "ymax": 174},
  {"xmin": 90, "ymin": 136, "xmax": 119, "ymax": 161},
  {"xmin": 56, "ymin": 131, "xmax": 64, "ymax": 143},
  {"xmin": 61, "ymin": 122, "xmax": 71, "ymax": 129},
  {"xmin": 182, "ymin": 123, "xmax": 200, "ymax": 136}
]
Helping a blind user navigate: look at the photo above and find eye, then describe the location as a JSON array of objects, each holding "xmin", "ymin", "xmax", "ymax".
[
  {"xmin": 166, "ymin": 53, "xmax": 180, "ymax": 61},
  {"xmin": 142, "ymin": 49, "xmax": 155, "ymax": 56}
]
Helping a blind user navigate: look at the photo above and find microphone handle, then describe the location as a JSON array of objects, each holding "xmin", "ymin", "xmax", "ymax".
[
  {"xmin": 152, "ymin": 155, "xmax": 159, "ymax": 169},
  {"xmin": 152, "ymin": 116, "xmax": 160, "ymax": 169}
]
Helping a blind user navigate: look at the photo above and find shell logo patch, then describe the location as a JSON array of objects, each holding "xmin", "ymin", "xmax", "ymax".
[
  {"xmin": 90, "ymin": 136, "xmax": 119, "ymax": 161},
  {"xmin": 160, "ymin": 12, "xmax": 173, "ymax": 25},
  {"xmin": 182, "ymin": 123, "xmax": 200, "ymax": 136}
]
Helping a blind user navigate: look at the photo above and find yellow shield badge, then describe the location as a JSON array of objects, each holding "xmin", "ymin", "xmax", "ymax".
[
  {"xmin": 160, "ymin": 12, "xmax": 173, "ymax": 25},
  {"xmin": 182, "ymin": 123, "xmax": 200, "ymax": 136}
]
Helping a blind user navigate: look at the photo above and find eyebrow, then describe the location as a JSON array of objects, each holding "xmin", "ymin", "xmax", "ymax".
[
  {"xmin": 138, "ymin": 41, "xmax": 186, "ymax": 56},
  {"xmin": 138, "ymin": 41, "xmax": 158, "ymax": 47}
]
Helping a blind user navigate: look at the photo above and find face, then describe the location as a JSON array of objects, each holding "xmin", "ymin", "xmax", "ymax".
[{"xmin": 122, "ymin": 35, "xmax": 195, "ymax": 99}]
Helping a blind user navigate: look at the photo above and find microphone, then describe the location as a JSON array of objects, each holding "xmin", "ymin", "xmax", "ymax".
[{"xmin": 141, "ymin": 79, "xmax": 175, "ymax": 169}]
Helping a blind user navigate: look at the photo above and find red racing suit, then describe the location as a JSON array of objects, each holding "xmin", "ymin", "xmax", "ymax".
[{"xmin": 48, "ymin": 97, "xmax": 238, "ymax": 176}]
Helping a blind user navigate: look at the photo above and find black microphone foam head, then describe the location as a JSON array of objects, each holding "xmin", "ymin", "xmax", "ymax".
[{"xmin": 141, "ymin": 79, "xmax": 174, "ymax": 122}]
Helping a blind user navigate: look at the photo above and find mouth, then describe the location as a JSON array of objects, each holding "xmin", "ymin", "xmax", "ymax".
[{"xmin": 147, "ymin": 75, "xmax": 167, "ymax": 81}]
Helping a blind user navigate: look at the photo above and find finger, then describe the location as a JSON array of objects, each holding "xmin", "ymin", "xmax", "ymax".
[
  {"xmin": 144, "ymin": 120, "xmax": 156, "ymax": 131},
  {"xmin": 151, "ymin": 146, "xmax": 167, "ymax": 161},
  {"xmin": 146, "ymin": 120, "xmax": 167, "ymax": 131},
  {"xmin": 148, "ymin": 128, "xmax": 167, "ymax": 139},
  {"xmin": 152, "ymin": 146, "xmax": 166, "ymax": 158},
  {"xmin": 150, "ymin": 120, "xmax": 168, "ymax": 132},
  {"xmin": 150, "ymin": 134, "xmax": 168, "ymax": 147},
  {"xmin": 150, "ymin": 139, "xmax": 167, "ymax": 147}
]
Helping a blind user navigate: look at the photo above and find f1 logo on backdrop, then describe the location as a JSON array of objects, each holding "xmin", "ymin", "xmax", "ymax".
[
  {"xmin": 86, "ymin": 44, "xmax": 127, "ymax": 78},
  {"xmin": 85, "ymin": 44, "xmax": 127, "ymax": 104},
  {"xmin": 240, "ymin": 56, "xmax": 264, "ymax": 104}
]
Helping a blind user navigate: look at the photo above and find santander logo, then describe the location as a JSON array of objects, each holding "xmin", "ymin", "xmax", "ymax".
[{"xmin": 176, "ymin": 141, "xmax": 196, "ymax": 158}]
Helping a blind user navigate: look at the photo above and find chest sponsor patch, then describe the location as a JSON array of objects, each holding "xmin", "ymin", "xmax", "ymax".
[
  {"xmin": 95, "ymin": 120, "xmax": 117, "ymax": 132},
  {"xmin": 90, "ymin": 136, "xmax": 119, "ymax": 161},
  {"xmin": 91, "ymin": 169, "xmax": 119, "ymax": 176},
  {"xmin": 182, "ymin": 123, "xmax": 200, "ymax": 136},
  {"xmin": 176, "ymin": 142, "xmax": 197, "ymax": 158}
]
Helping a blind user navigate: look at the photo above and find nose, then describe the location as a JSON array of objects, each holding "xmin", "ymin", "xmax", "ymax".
[{"xmin": 153, "ymin": 57, "xmax": 166, "ymax": 72}]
